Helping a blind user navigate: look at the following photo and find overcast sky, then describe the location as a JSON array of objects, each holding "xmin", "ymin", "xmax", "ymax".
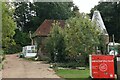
[{"xmin": 73, "ymin": 0, "xmax": 100, "ymax": 13}]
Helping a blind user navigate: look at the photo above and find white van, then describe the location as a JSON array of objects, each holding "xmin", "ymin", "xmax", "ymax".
[{"xmin": 22, "ymin": 45, "xmax": 37, "ymax": 58}]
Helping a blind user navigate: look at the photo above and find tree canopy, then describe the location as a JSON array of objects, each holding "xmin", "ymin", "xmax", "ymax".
[
  {"xmin": 45, "ymin": 21, "xmax": 65, "ymax": 62},
  {"xmin": 2, "ymin": 2, "xmax": 16, "ymax": 53},
  {"xmin": 89, "ymin": 2, "xmax": 120, "ymax": 42},
  {"xmin": 45, "ymin": 13, "xmax": 100, "ymax": 62},
  {"xmin": 14, "ymin": 2, "xmax": 74, "ymax": 32},
  {"xmin": 64, "ymin": 14, "xmax": 100, "ymax": 58},
  {"xmin": 11, "ymin": 2, "xmax": 78, "ymax": 54}
]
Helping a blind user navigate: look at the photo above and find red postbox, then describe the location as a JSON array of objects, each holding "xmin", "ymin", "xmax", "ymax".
[{"xmin": 89, "ymin": 55, "xmax": 115, "ymax": 79}]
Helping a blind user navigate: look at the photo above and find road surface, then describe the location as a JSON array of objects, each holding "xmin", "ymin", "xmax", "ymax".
[{"xmin": 2, "ymin": 54, "xmax": 61, "ymax": 79}]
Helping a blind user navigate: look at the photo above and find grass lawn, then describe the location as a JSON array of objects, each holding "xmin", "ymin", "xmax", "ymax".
[{"xmin": 56, "ymin": 69, "xmax": 90, "ymax": 80}]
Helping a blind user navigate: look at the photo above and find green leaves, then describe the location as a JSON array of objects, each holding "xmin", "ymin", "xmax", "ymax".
[
  {"xmin": 45, "ymin": 14, "xmax": 100, "ymax": 62},
  {"xmin": 45, "ymin": 21, "xmax": 65, "ymax": 62},
  {"xmin": 14, "ymin": 2, "xmax": 73, "ymax": 32},
  {"xmin": 64, "ymin": 14, "xmax": 100, "ymax": 58},
  {"xmin": 2, "ymin": 3, "xmax": 16, "ymax": 51},
  {"xmin": 90, "ymin": 2, "xmax": 120, "ymax": 42},
  {"xmin": 14, "ymin": 29, "xmax": 31, "ymax": 46}
]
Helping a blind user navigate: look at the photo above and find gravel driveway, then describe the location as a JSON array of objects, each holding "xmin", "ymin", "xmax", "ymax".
[{"xmin": 2, "ymin": 54, "xmax": 61, "ymax": 79}]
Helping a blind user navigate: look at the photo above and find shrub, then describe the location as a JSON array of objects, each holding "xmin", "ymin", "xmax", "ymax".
[
  {"xmin": 56, "ymin": 62, "xmax": 85, "ymax": 69},
  {"xmin": 4, "ymin": 44, "xmax": 22, "ymax": 54},
  {"xmin": 55, "ymin": 55, "xmax": 87, "ymax": 68},
  {"xmin": 38, "ymin": 56, "xmax": 51, "ymax": 62},
  {"xmin": 45, "ymin": 21, "xmax": 66, "ymax": 62}
]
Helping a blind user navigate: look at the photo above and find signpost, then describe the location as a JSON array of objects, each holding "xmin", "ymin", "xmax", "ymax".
[{"xmin": 117, "ymin": 57, "xmax": 120, "ymax": 79}]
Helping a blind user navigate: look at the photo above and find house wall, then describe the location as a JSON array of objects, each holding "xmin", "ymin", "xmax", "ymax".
[{"xmin": 33, "ymin": 36, "xmax": 48, "ymax": 58}]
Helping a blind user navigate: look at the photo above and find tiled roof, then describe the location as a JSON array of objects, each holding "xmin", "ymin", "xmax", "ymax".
[{"xmin": 33, "ymin": 19, "xmax": 65, "ymax": 37}]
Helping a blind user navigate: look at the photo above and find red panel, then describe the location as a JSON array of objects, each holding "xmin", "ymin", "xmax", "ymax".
[{"xmin": 92, "ymin": 55, "xmax": 115, "ymax": 78}]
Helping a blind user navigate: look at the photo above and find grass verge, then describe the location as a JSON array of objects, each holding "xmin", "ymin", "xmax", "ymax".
[{"xmin": 55, "ymin": 69, "xmax": 90, "ymax": 80}]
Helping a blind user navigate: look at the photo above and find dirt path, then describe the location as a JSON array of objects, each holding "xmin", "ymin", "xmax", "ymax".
[{"xmin": 2, "ymin": 54, "xmax": 61, "ymax": 78}]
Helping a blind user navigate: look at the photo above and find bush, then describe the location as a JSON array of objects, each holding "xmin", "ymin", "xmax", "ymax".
[
  {"xmin": 38, "ymin": 56, "xmax": 51, "ymax": 62},
  {"xmin": 56, "ymin": 62, "xmax": 85, "ymax": 69},
  {"xmin": 45, "ymin": 22, "xmax": 66, "ymax": 62},
  {"xmin": 4, "ymin": 44, "xmax": 22, "ymax": 54},
  {"xmin": 54, "ymin": 55, "xmax": 89, "ymax": 69}
]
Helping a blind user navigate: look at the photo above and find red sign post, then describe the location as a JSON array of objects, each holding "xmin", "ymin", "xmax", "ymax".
[{"xmin": 89, "ymin": 55, "xmax": 115, "ymax": 79}]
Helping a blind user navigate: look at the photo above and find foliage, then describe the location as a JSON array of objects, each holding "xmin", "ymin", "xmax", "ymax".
[
  {"xmin": 14, "ymin": 2, "xmax": 34, "ymax": 32},
  {"xmin": 64, "ymin": 13, "xmax": 100, "ymax": 59},
  {"xmin": 89, "ymin": 2, "xmax": 120, "ymax": 43},
  {"xmin": 56, "ymin": 62, "xmax": 85, "ymax": 69},
  {"xmin": 14, "ymin": 2, "xmax": 74, "ymax": 32},
  {"xmin": 4, "ymin": 44, "xmax": 22, "ymax": 54},
  {"xmin": 55, "ymin": 56, "xmax": 87, "ymax": 68},
  {"xmin": 12, "ymin": 2, "xmax": 76, "ymax": 54},
  {"xmin": 45, "ymin": 21, "xmax": 66, "ymax": 62},
  {"xmin": 45, "ymin": 13, "xmax": 100, "ymax": 65},
  {"xmin": 13, "ymin": 29, "xmax": 31, "ymax": 46},
  {"xmin": 2, "ymin": 2, "xmax": 16, "ymax": 53},
  {"xmin": 98, "ymin": 34, "xmax": 107, "ymax": 54}
]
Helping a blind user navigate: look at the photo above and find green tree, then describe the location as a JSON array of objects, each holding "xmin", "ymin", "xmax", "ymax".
[
  {"xmin": 64, "ymin": 13, "xmax": 100, "ymax": 59},
  {"xmin": 98, "ymin": 34, "xmax": 107, "ymax": 54},
  {"xmin": 14, "ymin": 2, "xmax": 74, "ymax": 32},
  {"xmin": 2, "ymin": 2, "xmax": 16, "ymax": 53},
  {"xmin": 89, "ymin": 2, "xmax": 120, "ymax": 42},
  {"xmin": 14, "ymin": 2, "xmax": 34, "ymax": 32},
  {"xmin": 13, "ymin": 2, "xmax": 75, "ymax": 51},
  {"xmin": 13, "ymin": 29, "xmax": 31, "ymax": 47},
  {"xmin": 45, "ymin": 14, "xmax": 100, "ymax": 63},
  {"xmin": 45, "ymin": 21, "xmax": 66, "ymax": 62}
]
